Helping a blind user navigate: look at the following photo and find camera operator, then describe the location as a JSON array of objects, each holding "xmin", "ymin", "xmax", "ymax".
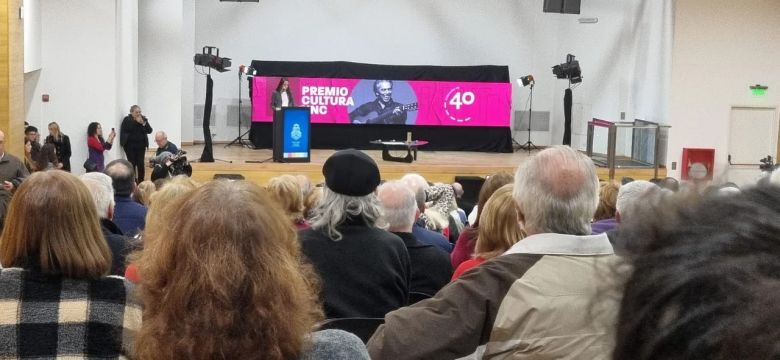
[
  {"xmin": 154, "ymin": 131, "xmax": 178, "ymax": 156},
  {"xmin": 150, "ymin": 150, "xmax": 192, "ymax": 182}
]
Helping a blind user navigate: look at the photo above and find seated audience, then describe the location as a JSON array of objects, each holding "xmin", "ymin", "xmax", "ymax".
[
  {"xmin": 0, "ymin": 130, "xmax": 29, "ymax": 193},
  {"xmin": 105, "ymin": 159, "xmax": 147, "ymax": 235},
  {"xmin": 80, "ymin": 172, "xmax": 131, "ymax": 276},
  {"xmin": 303, "ymin": 186, "xmax": 323, "ymax": 221},
  {"xmin": 31, "ymin": 142, "xmax": 61, "ymax": 171},
  {"xmin": 124, "ymin": 175, "xmax": 198, "ymax": 282},
  {"xmin": 591, "ymin": 181, "xmax": 620, "ymax": 234},
  {"xmin": 133, "ymin": 180, "xmax": 156, "ymax": 206},
  {"xmin": 368, "ymin": 146, "xmax": 619, "ymax": 359},
  {"xmin": 451, "ymin": 171, "xmax": 514, "ymax": 269},
  {"xmin": 300, "ymin": 149, "xmax": 410, "ymax": 318},
  {"xmin": 613, "ymin": 184, "xmax": 780, "ymax": 359},
  {"xmin": 451, "ymin": 184, "xmax": 524, "ymax": 280},
  {"xmin": 0, "ymin": 171, "xmax": 141, "ymax": 358},
  {"xmin": 401, "ymin": 175, "xmax": 452, "ymax": 253},
  {"xmin": 400, "ymin": 173, "xmax": 455, "ymax": 233},
  {"xmin": 267, "ymin": 174, "xmax": 308, "ymax": 229},
  {"xmin": 378, "ymin": 180, "xmax": 453, "ymax": 296},
  {"xmin": 613, "ymin": 180, "xmax": 658, "ymax": 253},
  {"xmin": 134, "ymin": 180, "xmax": 369, "ymax": 359}
]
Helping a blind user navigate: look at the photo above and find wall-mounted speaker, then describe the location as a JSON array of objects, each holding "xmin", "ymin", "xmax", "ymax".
[{"xmin": 543, "ymin": 0, "xmax": 581, "ymax": 14}]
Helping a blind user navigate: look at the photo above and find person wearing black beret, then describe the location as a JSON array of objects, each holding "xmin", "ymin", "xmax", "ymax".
[{"xmin": 299, "ymin": 149, "xmax": 411, "ymax": 319}]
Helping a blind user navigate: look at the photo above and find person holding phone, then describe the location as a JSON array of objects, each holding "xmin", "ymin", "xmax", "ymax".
[
  {"xmin": 86, "ymin": 122, "xmax": 115, "ymax": 172},
  {"xmin": 120, "ymin": 105, "xmax": 153, "ymax": 183}
]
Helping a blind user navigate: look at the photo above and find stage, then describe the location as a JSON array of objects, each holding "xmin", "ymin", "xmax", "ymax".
[{"xmin": 174, "ymin": 144, "xmax": 666, "ymax": 185}]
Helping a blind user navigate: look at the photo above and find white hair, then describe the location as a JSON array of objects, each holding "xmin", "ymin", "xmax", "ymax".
[
  {"xmin": 378, "ymin": 181, "xmax": 417, "ymax": 233},
  {"xmin": 616, "ymin": 180, "xmax": 657, "ymax": 220},
  {"xmin": 401, "ymin": 173, "xmax": 429, "ymax": 213},
  {"xmin": 513, "ymin": 146, "xmax": 599, "ymax": 235},
  {"xmin": 308, "ymin": 186, "xmax": 386, "ymax": 241},
  {"xmin": 80, "ymin": 172, "xmax": 115, "ymax": 219}
]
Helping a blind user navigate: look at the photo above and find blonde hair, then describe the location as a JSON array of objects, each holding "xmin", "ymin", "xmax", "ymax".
[
  {"xmin": 0, "ymin": 171, "xmax": 111, "ymax": 278},
  {"xmin": 144, "ymin": 176, "xmax": 198, "ymax": 242},
  {"xmin": 267, "ymin": 175, "xmax": 305, "ymax": 224},
  {"xmin": 134, "ymin": 180, "xmax": 322, "ymax": 359},
  {"xmin": 134, "ymin": 180, "xmax": 157, "ymax": 207},
  {"xmin": 475, "ymin": 184, "xmax": 524, "ymax": 260},
  {"xmin": 47, "ymin": 121, "xmax": 62, "ymax": 140},
  {"xmin": 594, "ymin": 181, "xmax": 619, "ymax": 221}
]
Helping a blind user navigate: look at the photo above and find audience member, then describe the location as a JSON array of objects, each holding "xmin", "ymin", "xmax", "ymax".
[
  {"xmin": 303, "ymin": 185, "xmax": 323, "ymax": 220},
  {"xmin": 133, "ymin": 180, "xmax": 156, "ymax": 207},
  {"xmin": 31, "ymin": 142, "xmax": 61, "ymax": 171},
  {"xmin": 591, "ymin": 181, "xmax": 620, "ymax": 234},
  {"xmin": 300, "ymin": 149, "xmax": 410, "ymax": 318},
  {"xmin": 401, "ymin": 173, "xmax": 452, "ymax": 253},
  {"xmin": 105, "ymin": 159, "xmax": 147, "ymax": 235},
  {"xmin": 267, "ymin": 174, "xmax": 308, "ymax": 229},
  {"xmin": 451, "ymin": 171, "xmax": 514, "ymax": 269},
  {"xmin": 660, "ymin": 176, "xmax": 680, "ymax": 192},
  {"xmin": 86, "ymin": 122, "xmax": 115, "ymax": 172},
  {"xmin": 0, "ymin": 171, "xmax": 141, "ymax": 358},
  {"xmin": 80, "ymin": 172, "xmax": 130, "ymax": 276},
  {"xmin": 451, "ymin": 184, "xmax": 524, "ymax": 280},
  {"xmin": 613, "ymin": 184, "xmax": 780, "ymax": 360},
  {"xmin": 120, "ymin": 105, "xmax": 153, "ymax": 183},
  {"xmin": 368, "ymin": 146, "xmax": 619, "ymax": 359},
  {"xmin": 134, "ymin": 180, "xmax": 369, "ymax": 360},
  {"xmin": 124, "ymin": 175, "xmax": 198, "ymax": 283},
  {"xmin": 0, "ymin": 130, "xmax": 29, "ymax": 193},
  {"xmin": 378, "ymin": 180, "xmax": 453, "ymax": 297},
  {"xmin": 45, "ymin": 121, "xmax": 72, "ymax": 171}
]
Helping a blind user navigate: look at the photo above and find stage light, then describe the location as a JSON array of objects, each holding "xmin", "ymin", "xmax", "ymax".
[
  {"xmin": 193, "ymin": 46, "xmax": 232, "ymax": 73},
  {"xmin": 519, "ymin": 75, "xmax": 535, "ymax": 87},
  {"xmin": 552, "ymin": 54, "xmax": 582, "ymax": 84}
]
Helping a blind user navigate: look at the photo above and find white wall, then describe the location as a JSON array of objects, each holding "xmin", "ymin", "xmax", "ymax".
[
  {"xmin": 23, "ymin": 0, "xmax": 137, "ymax": 173},
  {"xmin": 667, "ymin": 0, "xmax": 780, "ymax": 182},
  {"xmin": 138, "ymin": 0, "xmax": 183, "ymax": 147},
  {"xmin": 22, "ymin": 0, "xmax": 41, "ymax": 72},
  {"xmin": 186, "ymin": 0, "xmax": 672, "ymax": 145}
]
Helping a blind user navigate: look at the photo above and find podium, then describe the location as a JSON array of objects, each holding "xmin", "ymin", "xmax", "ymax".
[
  {"xmin": 370, "ymin": 140, "xmax": 429, "ymax": 163},
  {"xmin": 273, "ymin": 107, "xmax": 311, "ymax": 163}
]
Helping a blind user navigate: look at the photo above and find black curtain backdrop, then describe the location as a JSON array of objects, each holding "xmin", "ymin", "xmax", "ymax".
[{"xmin": 249, "ymin": 61, "xmax": 512, "ymax": 153}]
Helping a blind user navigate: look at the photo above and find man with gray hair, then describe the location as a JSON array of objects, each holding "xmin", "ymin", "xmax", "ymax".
[
  {"xmin": 300, "ymin": 149, "xmax": 411, "ymax": 319},
  {"xmin": 612, "ymin": 180, "xmax": 660, "ymax": 254},
  {"xmin": 368, "ymin": 146, "xmax": 619, "ymax": 359},
  {"xmin": 400, "ymin": 173, "xmax": 453, "ymax": 253},
  {"xmin": 378, "ymin": 181, "xmax": 452, "ymax": 296},
  {"xmin": 80, "ymin": 172, "xmax": 130, "ymax": 276}
]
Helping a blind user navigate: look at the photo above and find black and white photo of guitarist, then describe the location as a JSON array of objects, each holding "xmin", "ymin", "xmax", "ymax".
[{"xmin": 350, "ymin": 80, "xmax": 413, "ymax": 125}]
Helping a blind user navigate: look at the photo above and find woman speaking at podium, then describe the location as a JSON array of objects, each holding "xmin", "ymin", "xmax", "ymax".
[{"xmin": 271, "ymin": 78, "xmax": 295, "ymax": 111}]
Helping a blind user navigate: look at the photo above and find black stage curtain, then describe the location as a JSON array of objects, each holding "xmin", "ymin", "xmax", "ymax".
[{"xmin": 249, "ymin": 61, "xmax": 512, "ymax": 152}]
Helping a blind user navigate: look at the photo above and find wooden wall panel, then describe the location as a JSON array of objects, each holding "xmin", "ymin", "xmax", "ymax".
[{"xmin": 0, "ymin": 0, "xmax": 24, "ymax": 156}]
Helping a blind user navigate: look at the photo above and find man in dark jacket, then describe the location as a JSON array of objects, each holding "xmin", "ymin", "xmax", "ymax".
[
  {"xmin": 378, "ymin": 180, "xmax": 452, "ymax": 297},
  {"xmin": 79, "ymin": 172, "xmax": 131, "ymax": 276},
  {"xmin": 104, "ymin": 159, "xmax": 147, "ymax": 236},
  {"xmin": 299, "ymin": 149, "xmax": 411, "ymax": 319}
]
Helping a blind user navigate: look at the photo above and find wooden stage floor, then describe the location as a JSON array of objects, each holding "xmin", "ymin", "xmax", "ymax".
[{"xmin": 178, "ymin": 144, "xmax": 666, "ymax": 185}]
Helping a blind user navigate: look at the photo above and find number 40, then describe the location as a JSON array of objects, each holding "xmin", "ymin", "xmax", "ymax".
[{"xmin": 449, "ymin": 91, "xmax": 475, "ymax": 110}]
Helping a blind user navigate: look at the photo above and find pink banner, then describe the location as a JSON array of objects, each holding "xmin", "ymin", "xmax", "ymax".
[{"xmin": 253, "ymin": 77, "xmax": 511, "ymax": 127}]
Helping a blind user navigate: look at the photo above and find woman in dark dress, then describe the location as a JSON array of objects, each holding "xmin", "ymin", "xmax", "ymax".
[{"xmin": 45, "ymin": 121, "xmax": 72, "ymax": 171}]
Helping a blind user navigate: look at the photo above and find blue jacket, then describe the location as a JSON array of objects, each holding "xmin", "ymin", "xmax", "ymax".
[
  {"xmin": 113, "ymin": 196, "xmax": 147, "ymax": 236},
  {"xmin": 412, "ymin": 223, "xmax": 452, "ymax": 254}
]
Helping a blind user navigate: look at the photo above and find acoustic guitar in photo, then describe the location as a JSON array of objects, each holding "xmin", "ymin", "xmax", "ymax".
[{"xmin": 352, "ymin": 103, "xmax": 418, "ymax": 125}]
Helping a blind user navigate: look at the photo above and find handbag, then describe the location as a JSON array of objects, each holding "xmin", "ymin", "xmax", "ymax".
[{"xmin": 83, "ymin": 158, "xmax": 98, "ymax": 172}]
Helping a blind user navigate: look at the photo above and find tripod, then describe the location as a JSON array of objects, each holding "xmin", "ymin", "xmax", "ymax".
[
  {"xmin": 518, "ymin": 83, "xmax": 540, "ymax": 152},
  {"xmin": 225, "ymin": 68, "xmax": 253, "ymax": 148}
]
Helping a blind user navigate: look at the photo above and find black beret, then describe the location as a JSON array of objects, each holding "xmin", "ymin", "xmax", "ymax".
[{"xmin": 323, "ymin": 149, "xmax": 380, "ymax": 197}]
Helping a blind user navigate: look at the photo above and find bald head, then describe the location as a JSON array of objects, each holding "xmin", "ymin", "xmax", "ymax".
[
  {"xmin": 154, "ymin": 131, "xmax": 168, "ymax": 148},
  {"xmin": 513, "ymin": 146, "xmax": 599, "ymax": 235},
  {"xmin": 378, "ymin": 180, "xmax": 417, "ymax": 233}
]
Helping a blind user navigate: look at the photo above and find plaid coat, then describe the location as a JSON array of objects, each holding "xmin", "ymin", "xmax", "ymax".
[{"xmin": 0, "ymin": 267, "xmax": 142, "ymax": 359}]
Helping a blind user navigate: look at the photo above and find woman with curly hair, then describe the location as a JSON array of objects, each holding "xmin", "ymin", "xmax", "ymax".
[{"xmin": 134, "ymin": 180, "xmax": 368, "ymax": 360}]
